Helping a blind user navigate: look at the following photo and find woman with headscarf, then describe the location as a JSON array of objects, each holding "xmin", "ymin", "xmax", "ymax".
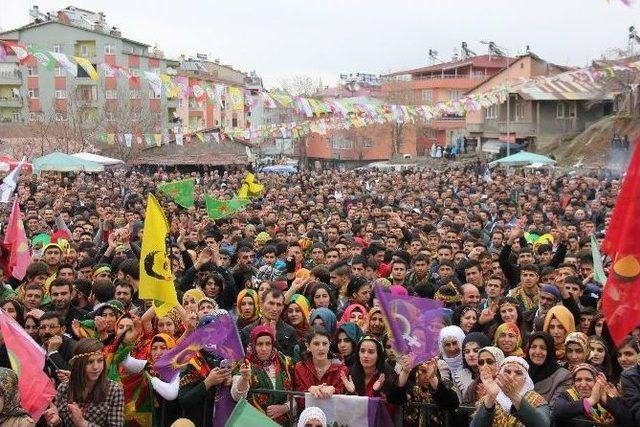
[
  {"xmin": 0, "ymin": 367, "xmax": 35, "ymax": 426},
  {"xmin": 235, "ymin": 289, "xmax": 260, "ymax": 329},
  {"xmin": 119, "ymin": 333, "xmax": 181, "ymax": 426},
  {"xmin": 455, "ymin": 332, "xmax": 490, "ymax": 398},
  {"xmin": 553, "ymin": 363, "xmax": 630, "ymax": 426},
  {"xmin": 308, "ymin": 308, "xmax": 337, "ymax": 337},
  {"xmin": 588, "ymin": 335, "xmax": 614, "ymax": 380},
  {"xmin": 437, "ymin": 325, "xmax": 466, "ymax": 400},
  {"xmin": 493, "ymin": 322, "xmax": 524, "ymax": 357},
  {"xmin": 462, "ymin": 347, "xmax": 504, "ymax": 406},
  {"xmin": 470, "ymin": 356, "xmax": 550, "ymax": 427},
  {"xmin": 334, "ymin": 322, "xmax": 363, "ymax": 368},
  {"xmin": 283, "ymin": 294, "xmax": 310, "ymax": 342},
  {"xmin": 338, "ymin": 303, "xmax": 368, "ymax": 331},
  {"xmin": 543, "ymin": 305, "xmax": 575, "ymax": 364},
  {"xmin": 182, "ymin": 288, "xmax": 205, "ymax": 314},
  {"xmin": 564, "ymin": 332, "xmax": 589, "ymax": 372},
  {"xmin": 177, "ymin": 313, "xmax": 233, "ymax": 427},
  {"xmin": 231, "ymin": 324, "xmax": 295, "ymax": 425},
  {"xmin": 366, "ymin": 306, "xmax": 386, "ymax": 340},
  {"xmin": 297, "ymin": 407, "xmax": 327, "ymax": 427},
  {"xmin": 526, "ymin": 331, "xmax": 572, "ymax": 410}
]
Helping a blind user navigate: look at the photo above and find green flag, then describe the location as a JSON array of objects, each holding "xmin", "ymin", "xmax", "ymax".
[
  {"xmin": 157, "ymin": 178, "xmax": 195, "ymax": 209},
  {"xmin": 27, "ymin": 45, "xmax": 55, "ymax": 71},
  {"xmin": 224, "ymin": 398, "xmax": 280, "ymax": 427},
  {"xmin": 591, "ymin": 235, "xmax": 607, "ymax": 285},
  {"xmin": 205, "ymin": 195, "xmax": 249, "ymax": 220}
]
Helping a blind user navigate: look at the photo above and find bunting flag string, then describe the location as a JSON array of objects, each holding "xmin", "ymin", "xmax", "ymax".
[{"xmin": 1, "ymin": 38, "xmax": 638, "ymax": 148}]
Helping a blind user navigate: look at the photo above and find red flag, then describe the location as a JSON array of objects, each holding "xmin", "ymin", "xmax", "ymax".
[
  {"xmin": 601, "ymin": 139, "xmax": 640, "ymax": 344},
  {"xmin": 3, "ymin": 198, "xmax": 31, "ymax": 280},
  {"xmin": 0, "ymin": 41, "xmax": 32, "ymax": 64},
  {"xmin": 0, "ymin": 310, "xmax": 56, "ymax": 420}
]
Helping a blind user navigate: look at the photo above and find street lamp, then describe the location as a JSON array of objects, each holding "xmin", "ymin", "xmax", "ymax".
[{"xmin": 480, "ymin": 41, "xmax": 512, "ymax": 156}]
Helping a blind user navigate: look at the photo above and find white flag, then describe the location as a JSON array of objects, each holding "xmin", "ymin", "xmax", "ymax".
[
  {"xmin": 0, "ymin": 158, "xmax": 25, "ymax": 203},
  {"xmin": 50, "ymin": 52, "xmax": 77, "ymax": 77}
]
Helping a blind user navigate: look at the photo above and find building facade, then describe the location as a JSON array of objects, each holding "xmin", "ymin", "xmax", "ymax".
[{"xmin": 381, "ymin": 55, "xmax": 511, "ymax": 154}]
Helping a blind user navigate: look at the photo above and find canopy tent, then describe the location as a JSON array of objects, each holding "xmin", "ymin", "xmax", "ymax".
[
  {"xmin": 71, "ymin": 152, "xmax": 124, "ymax": 166},
  {"xmin": 0, "ymin": 156, "xmax": 34, "ymax": 174},
  {"xmin": 33, "ymin": 152, "xmax": 104, "ymax": 174},
  {"xmin": 260, "ymin": 165, "xmax": 298, "ymax": 173},
  {"xmin": 489, "ymin": 151, "xmax": 556, "ymax": 168}
]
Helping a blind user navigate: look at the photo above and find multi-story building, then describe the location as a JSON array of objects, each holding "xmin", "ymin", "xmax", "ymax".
[
  {"xmin": 175, "ymin": 57, "xmax": 258, "ymax": 134},
  {"xmin": 381, "ymin": 54, "xmax": 512, "ymax": 154},
  {"xmin": 465, "ymin": 53, "xmax": 617, "ymax": 150},
  {"xmin": 0, "ymin": 5, "xmax": 176, "ymax": 138}
]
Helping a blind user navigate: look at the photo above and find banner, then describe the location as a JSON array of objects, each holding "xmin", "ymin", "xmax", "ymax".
[{"xmin": 304, "ymin": 394, "xmax": 393, "ymax": 427}]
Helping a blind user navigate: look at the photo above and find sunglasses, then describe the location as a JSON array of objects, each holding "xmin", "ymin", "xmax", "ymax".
[{"xmin": 478, "ymin": 358, "xmax": 496, "ymax": 366}]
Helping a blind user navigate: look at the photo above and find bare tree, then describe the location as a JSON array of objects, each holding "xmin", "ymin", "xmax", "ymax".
[{"xmin": 278, "ymin": 75, "xmax": 321, "ymax": 97}]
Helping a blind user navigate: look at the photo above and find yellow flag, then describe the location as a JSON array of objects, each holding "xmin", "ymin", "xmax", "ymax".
[
  {"xmin": 238, "ymin": 172, "xmax": 264, "ymax": 199},
  {"xmin": 138, "ymin": 194, "xmax": 178, "ymax": 317},
  {"xmin": 73, "ymin": 56, "xmax": 99, "ymax": 81}
]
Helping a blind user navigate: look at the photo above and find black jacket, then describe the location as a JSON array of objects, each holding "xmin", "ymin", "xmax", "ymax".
[
  {"xmin": 621, "ymin": 365, "xmax": 640, "ymax": 425},
  {"xmin": 240, "ymin": 318, "xmax": 297, "ymax": 358}
]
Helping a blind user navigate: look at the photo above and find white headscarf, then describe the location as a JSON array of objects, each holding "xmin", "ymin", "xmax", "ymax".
[
  {"xmin": 438, "ymin": 325, "xmax": 466, "ymax": 373},
  {"xmin": 297, "ymin": 407, "xmax": 327, "ymax": 427},
  {"xmin": 496, "ymin": 356, "xmax": 535, "ymax": 413}
]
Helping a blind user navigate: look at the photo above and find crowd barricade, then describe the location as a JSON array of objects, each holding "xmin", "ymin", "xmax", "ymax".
[{"xmin": 245, "ymin": 389, "xmax": 617, "ymax": 427}]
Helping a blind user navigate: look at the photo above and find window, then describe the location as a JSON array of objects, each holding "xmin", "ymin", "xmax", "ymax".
[
  {"xmin": 28, "ymin": 89, "xmax": 39, "ymax": 99},
  {"xmin": 54, "ymin": 67, "xmax": 64, "ymax": 77},
  {"xmin": 449, "ymin": 90, "xmax": 462, "ymax": 101},
  {"xmin": 422, "ymin": 89, "xmax": 433, "ymax": 104},
  {"xmin": 26, "ymin": 67, "xmax": 37, "ymax": 76},
  {"xmin": 556, "ymin": 102, "xmax": 565, "ymax": 118},
  {"xmin": 80, "ymin": 45, "xmax": 89, "ymax": 56},
  {"xmin": 12, "ymin": 112, "xmax": 21, "ymax": 122},
  {"xmin": 232, "ymin": 113, "xmax": 238, "ymax": 128},
  {"xmin": 515, "ymin": 102, "xmax": 524, "ymax": 121},
  {"xmin": 104, "ymin": 44, "xmax": 115, "ymax": 54},
  {"xmin": 55, "ymin": 90, "xmax": 66, "ymax": 99},
  {"xmin": 427, "ymin": 128, "xmax": 438, "ymax": 138},
  {"xmin": 486, "ymin": 105, "xmax": 498, "ymax": 119},
  {"xmin": 129, "ymin": 89, "xmax": 140, "ymax": 99},
  {"xmin": 55, "ymin": 112, "xmax": 67, "ymax": 121},
  {"xmin": 29, "ymin": 112, "xmax": 43, "ymax": 121},
  {"xmin": 130, "ymin": 111, "xmax": 140, "ymax": 121},
  {"xmin": 105, "ymin": 111, "xmax": 115, "ymax": 121},
  {"xmin": 149, "ymin": 89, "xmax": 160, "ymax": 99},
  {"xmin": 331, "ymin": 136, "xmax": 353, "ymax": 150},
  {"xmin": 106, "ymin": 89, "xmax": 117, "ymax": 99},
  {"xmin": 568, "ymin": 102, "xmax": 577, "ymax": 118},
  {"xmin": 53, "ymin": 44, "xmax": 63, "ymax": 53},
  {"xmin": 363, "ymin": 138, "xmax": 373, "ymax": 148}
]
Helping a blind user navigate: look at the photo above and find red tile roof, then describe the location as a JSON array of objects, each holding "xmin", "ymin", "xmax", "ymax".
[{"xmin": 385, "ymin": 55, "xmax": 514, "ymax": 77}]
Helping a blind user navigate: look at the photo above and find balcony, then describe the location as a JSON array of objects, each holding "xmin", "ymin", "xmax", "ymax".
[
  {"xmin": 497, "ymin": 121, "xmax": 536, "ymax": 136},
  {"xmin": 0, "ymin": 69, "xmax": 22, "ymax": 84},
  {"xmin": 0, "ymin": 97, "xmax": 22, "ymax": 108},
  {"xmin": 466, "ymin": 123, "xmax": 485, "ymax": 133}
]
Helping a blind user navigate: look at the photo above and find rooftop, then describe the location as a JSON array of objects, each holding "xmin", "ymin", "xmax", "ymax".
[{"xmin": 384, "ymin": 55, "xmax": 514, "ymax": 77}]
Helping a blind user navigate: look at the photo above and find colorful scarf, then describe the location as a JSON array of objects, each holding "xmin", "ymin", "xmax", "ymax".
[
  {"xmin": 566, "ymin": 364, "xmax": 615, "ymax": 425},
  {"xmin": 494, "ymin": 322, "xmax": 525, "ymax": 357},
  {"xmin": 247, "ymin": 325, "xmax": 278, "ymax": 369},
  {"xmin": 543, "ymin": 305, "xmax": 576, "ymax": 361},
  {"xmin": 287, "ymin": 294, "xmax": 310, "ymax": 340},
  {"xmin": 0, "ymin": 368, "xmax": 30, "ymax": 423},
  {"xmin": 339, "ymin": 303, "xmax": 369, "ymax": 330},
  {"xmin": 236, "ymin": 289, "xmax": 260, "ymax": 327}
]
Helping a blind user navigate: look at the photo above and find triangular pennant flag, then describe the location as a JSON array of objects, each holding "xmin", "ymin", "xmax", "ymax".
[
  {"xmin": 74, "ymin": 56, "xmax": 98, "ymax": 81},
  {"xmin": 157, "ymin": 178, "xmax": 195, "ymax": 209}
]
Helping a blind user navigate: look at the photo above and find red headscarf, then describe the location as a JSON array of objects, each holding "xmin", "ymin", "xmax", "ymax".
[{"xmin": 247, "ymin": 324, "xmax": 278, "ymax": 368}]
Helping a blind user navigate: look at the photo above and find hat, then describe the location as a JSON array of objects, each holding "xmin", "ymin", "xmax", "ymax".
[
  {"xmin": 540, "ymin": 284, "xmax": 561, "ymax": 300},
  {"xmin": 42, "ymin": 243, "xmax": 62, "ymax": 254}
]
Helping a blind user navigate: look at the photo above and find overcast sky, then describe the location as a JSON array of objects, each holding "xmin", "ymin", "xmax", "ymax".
[{"xmin": 0, "ymin": 0, "xmax": 636, "ymax": 87}]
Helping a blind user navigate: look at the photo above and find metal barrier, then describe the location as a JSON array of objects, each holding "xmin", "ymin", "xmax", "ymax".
[{"xmin": 244, "ymin": 389, "xmax": 618, "ymax": 427}]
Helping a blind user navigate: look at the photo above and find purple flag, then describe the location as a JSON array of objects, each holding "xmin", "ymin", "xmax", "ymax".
[
  {"xmin": 154, "ymin": 310, "xmax": 244, "ymax": 382},
  {"xmin": 0, "ymin": 43, "xmax": 7, "ymax": 61},
  {"xmin": 374, "ymin": 285, "xmax": 443, "ymax": 368}
]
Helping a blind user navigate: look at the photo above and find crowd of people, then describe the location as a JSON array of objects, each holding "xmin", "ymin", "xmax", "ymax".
[{"xmin": 0, "ymin": 160, "xmax": 639, "ymax": 427}]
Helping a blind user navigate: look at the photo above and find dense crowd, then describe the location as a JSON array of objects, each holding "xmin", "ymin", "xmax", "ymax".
[{"xmin": 0, "ymin": 160, "xmax": 639, "ymax": 427}]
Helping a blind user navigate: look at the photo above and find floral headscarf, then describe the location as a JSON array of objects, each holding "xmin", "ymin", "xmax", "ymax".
[
  {"xmin": 494, "ymin": 322, "xmax": 524, "ymax": 357},
  {"xmin": 247, "ymin": 324, "xmax": 278, "ymax": 368},
  {"xmin": 182, "ymin": 288, "xmax": 206, "ymax": 306},
  {"xmin": 496, "ymin": 357, "xmax": 535, "ymax": 413},
  {"xmin": 338, "ymin": 303, "xmax": 368, "ymax": 329},
  {"xmin": 0, "ymin": 368, "xmax": 30, "ymax": 423}
]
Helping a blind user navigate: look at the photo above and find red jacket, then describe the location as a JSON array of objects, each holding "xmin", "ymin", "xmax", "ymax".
[{"xmin": 294, "ymin": 356, "xmax": 348, "ymax": 395}]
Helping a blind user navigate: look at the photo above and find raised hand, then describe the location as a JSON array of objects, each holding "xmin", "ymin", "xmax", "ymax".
[
  {"xmin": 340, "ymin": 371, "xmax": 356, "ymax": 393},
  {"xmin": 372, "ymin": 373, "xmax": 386, "ymax": 392},
  {"xmin": 43, "ymin": 403, "xmax": 61, "ymax": 426}
]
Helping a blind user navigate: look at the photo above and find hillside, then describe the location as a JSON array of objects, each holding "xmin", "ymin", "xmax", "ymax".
[{"xmin": 538, "ymin": 115, "xmax": 639, "ymax": 168}]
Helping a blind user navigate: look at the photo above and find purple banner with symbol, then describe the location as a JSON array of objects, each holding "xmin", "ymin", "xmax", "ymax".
[{"xmin": 374, "ymin": 285, "xmax": 443, "ymax": 368}]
